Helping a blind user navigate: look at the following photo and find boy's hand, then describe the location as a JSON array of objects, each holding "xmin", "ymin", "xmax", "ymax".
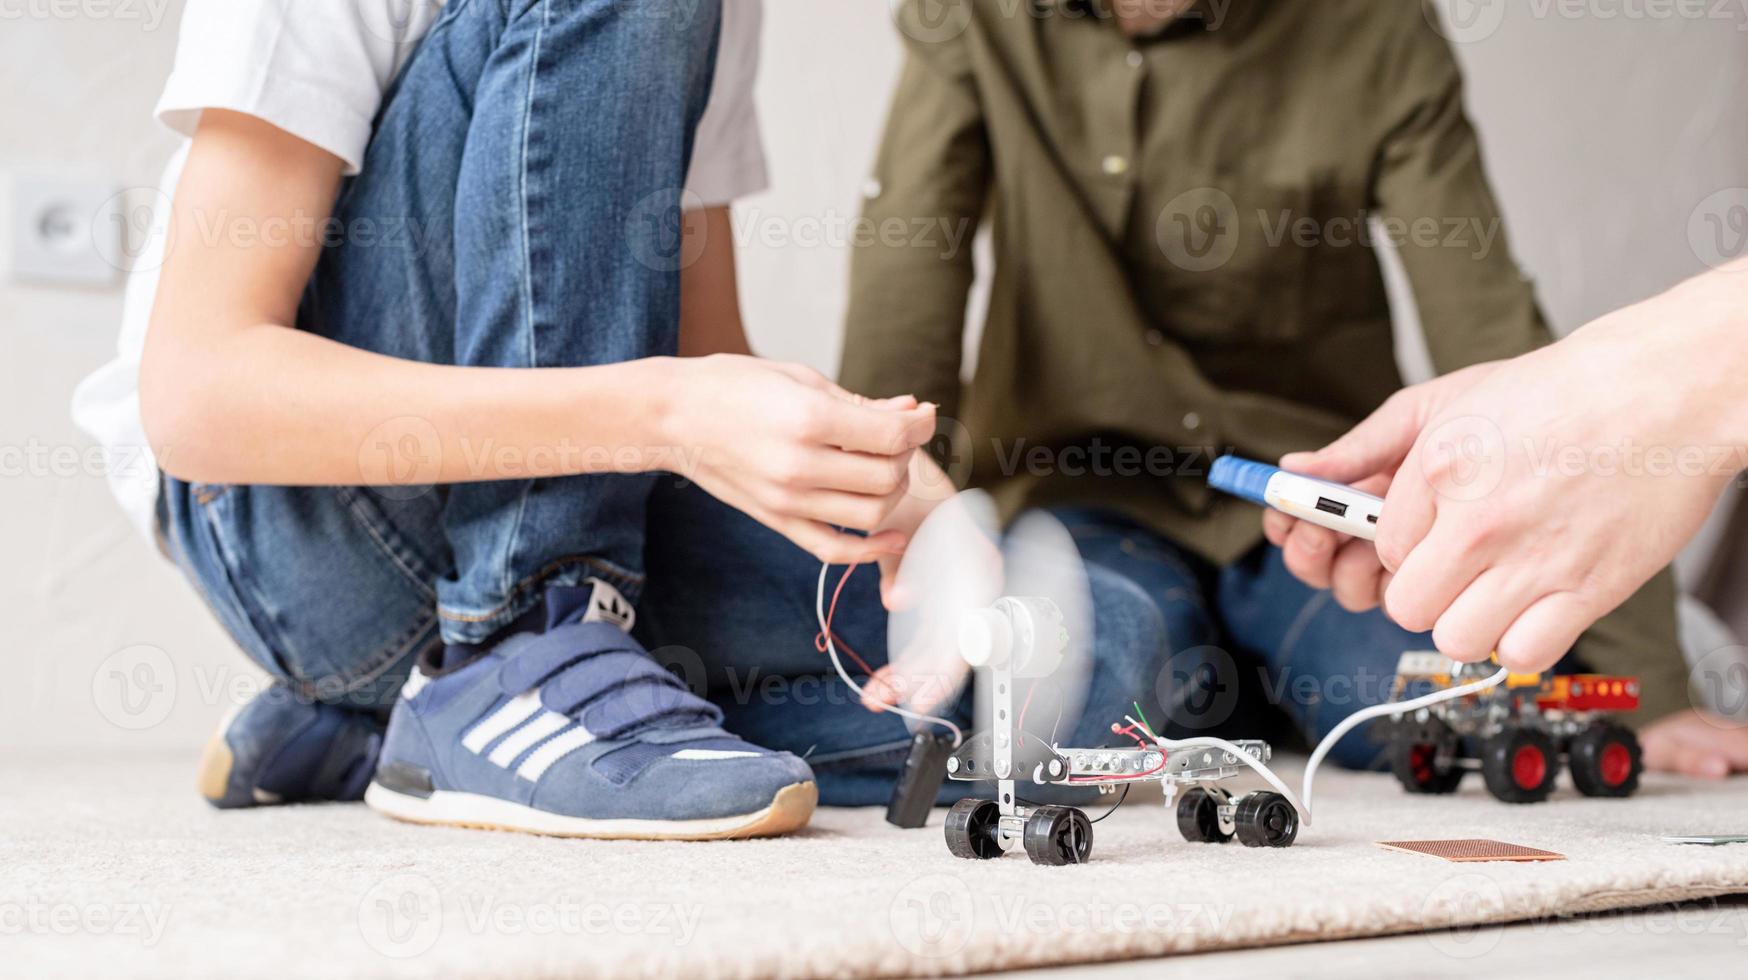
[
  {"xmin": 1641, "ymin": 709, "xmax": 1748, "ymax": 778},
  {"xmin": 668, "ymin": 355, "xmax": 935, "ymax": 564}
]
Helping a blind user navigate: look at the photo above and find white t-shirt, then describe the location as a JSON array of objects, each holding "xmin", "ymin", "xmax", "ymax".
[{"xmin": 72, "ymin": 0, "xmax": 767, "ymax": 541}]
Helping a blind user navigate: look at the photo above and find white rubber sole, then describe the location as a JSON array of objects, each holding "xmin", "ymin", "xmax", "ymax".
[{"xmin": 364, "ymin": 780, "xmax": 817, "ymax": 841}]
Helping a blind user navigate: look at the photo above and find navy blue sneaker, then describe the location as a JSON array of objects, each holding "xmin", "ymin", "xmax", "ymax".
[
  {"xmin": 365, "ymin": 581, "xmax": 817, "ymax": 839},
  {"xmin": 197, "ymin": 682, "xmax": 385, "ymax": 808}
]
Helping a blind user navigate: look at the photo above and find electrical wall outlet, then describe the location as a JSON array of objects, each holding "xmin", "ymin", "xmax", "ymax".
[{"xmin": 9, "ymin": 173, "xmax": 124, "ymax": 288}]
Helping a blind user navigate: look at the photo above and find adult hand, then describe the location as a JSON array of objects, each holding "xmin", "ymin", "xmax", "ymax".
[
  {"xmin": 1640, "ymin": 709, "xmax": 1748, "ymax": 778},
  {"xmin": 1274, "ymin": 267, "xmax": 1747, "ymax": 674},
  {"xmin": 668, "ymin": 355, "xmax": 934, "ymax": 564},
  {"xmin": 1263, "ymin": 364, "xmax": 1499, "ymax": 612}
]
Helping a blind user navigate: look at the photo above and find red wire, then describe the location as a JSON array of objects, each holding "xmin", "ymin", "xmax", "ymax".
[
  {"xmin": 1016, "ymin": 680, "xmax": 1037, "ymax": 746},
  {"xmin": 1068, "ymin": 724, "xmax": 1168, "ymax": 783},
  {"xmin": 814, "ymin": 562, "xmax": 877, "ymax": 677}
]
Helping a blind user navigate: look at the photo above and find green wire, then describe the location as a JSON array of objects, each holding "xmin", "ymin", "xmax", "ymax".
[{"xmin": 1132, "ymin": 701, "xmax": 1157, "ymax": 739}]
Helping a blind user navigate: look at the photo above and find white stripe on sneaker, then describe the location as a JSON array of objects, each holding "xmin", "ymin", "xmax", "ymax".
[
  {"xmin": 671, "ymin": 749, "xmax": 762, "ymax": 761},
  {"xmin": 488, "ymin": 711, "xmax": 569, "ymax": 767},
  {"xmin": 461, "ymin": 691, "xmax": 542, "ymax": 754},
  {"xmin": 515, "ymin": 724, "xmax": 596, "ymax": 781}
]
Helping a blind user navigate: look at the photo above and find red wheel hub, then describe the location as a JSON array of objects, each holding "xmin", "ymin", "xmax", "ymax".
[
  {"xmin": 1409, "ymin": 744, "xmax": 1436, "ymax": 784},
  {"xmin": 1512, "ymin": 744, "xmax": 1548, "ymax": 789},
  {"xmin": 1599, "ymin": 741, "xmax": 1633, "ymax": 786}
]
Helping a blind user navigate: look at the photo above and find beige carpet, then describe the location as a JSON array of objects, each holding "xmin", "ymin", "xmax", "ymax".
[{"xmin": 6, "ymin": 750, "xmax": 1748, "ymax": 979}]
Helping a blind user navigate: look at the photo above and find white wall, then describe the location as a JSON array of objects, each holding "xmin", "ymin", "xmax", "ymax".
[{"xmin": 3, "ymin": 0, "xmax": 1745, "ymax": 752}]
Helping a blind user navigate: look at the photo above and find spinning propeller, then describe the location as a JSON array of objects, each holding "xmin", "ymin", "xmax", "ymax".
[{"xmin": 879, "ymin": 491, "xmax": 1095, "ymax": 750}]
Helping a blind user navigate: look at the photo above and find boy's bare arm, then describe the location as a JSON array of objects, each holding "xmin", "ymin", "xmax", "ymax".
[{"xmin": 141, "ymin": 110, "xmax": 933, "ymax": 565}]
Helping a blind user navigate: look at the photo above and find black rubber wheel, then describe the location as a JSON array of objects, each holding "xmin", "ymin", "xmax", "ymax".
[
  {"xmin": 944, "ymin": 798, "xmax": 1004, "ymax": 860},
  {"xmin": 1233, "ymin": 792, "xmax": 1299, "ymax": 848},
  {"xmin": 1021, "ymin": 805, "xmax": 1093, "ymax": 866},
  {"xmin": 1388, "ymin": 718, "xmax": 1466, "ymax": 794},
  {"xmin": 1176, "ymin": 787, "xmax": 1232, "ymax": 843},
  {"xmin": 1568, "ymin": 723, "xmax": 1642, "ymax": 798},
  {"xmin": 1480, "ymin": 727, "xmax": 1558, "ymax": 803}
]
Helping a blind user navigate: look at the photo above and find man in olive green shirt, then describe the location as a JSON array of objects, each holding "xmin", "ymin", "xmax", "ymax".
[{"xmin": 843, "ymin": 0, "xmax": 1696, "ymax": 760}]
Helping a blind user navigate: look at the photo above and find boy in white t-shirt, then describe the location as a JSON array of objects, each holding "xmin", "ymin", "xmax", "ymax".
[
  {"xmin": 69, "ymin": 0, "xmax": 949, "ymax": 840},
  {"xmin": 72, "ymin": 0, "xmax": 1171, "ymax": 840}
]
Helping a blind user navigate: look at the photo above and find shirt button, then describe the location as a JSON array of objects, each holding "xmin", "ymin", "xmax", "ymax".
[
  {"xmin": 1144, "ymin": 329, "xmax": 1164, "ymax": 347},
  {"xmin": 1183, "ymin": 412, "xmax": 1202, "ymax": 431},
  {"xmin": 862, "ymin": 178, "xmax": 883, "ymax": 200},
  {"xmin": 1101, "ymin": 155, "xmax": 1129, "ymax": 176},
  {"xmin": 1126, "ymin": 50, "xmax": 1144, "ymax": 68}
]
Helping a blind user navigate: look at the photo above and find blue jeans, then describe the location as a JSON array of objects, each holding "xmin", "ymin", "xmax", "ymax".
[
  {"xmin": 150, "ymin": 0, "xmax": 1168, "ymax": 806},
  {"xmin": 156, "ymin": 0, "xmax": 1423, "ymax": 806},
  {"xmin": 1054, "ymin": 509, "xmax": 1434, "ymax": 771},
  {"xmin": 162, "ymin": 0, "xmax": 723, "ymax": 704}
]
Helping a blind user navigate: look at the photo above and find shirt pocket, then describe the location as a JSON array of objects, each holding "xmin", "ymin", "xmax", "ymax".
[{"xmin": 1149, "ymin": 177, "xmax": 1322, "ymax": 345}]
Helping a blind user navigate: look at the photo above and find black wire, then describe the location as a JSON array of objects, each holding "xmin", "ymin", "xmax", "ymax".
[
  {"xmin": 1013, "ymin": 782, "xmax": 1131, "ymax": 823},
  {"xmin": 1089, "ymin": 783, "xmax": 1131, "ymax": 823}
]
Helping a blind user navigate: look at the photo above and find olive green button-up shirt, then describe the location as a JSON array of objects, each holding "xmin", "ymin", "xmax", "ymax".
[{"xmin": 841, "ymin": 0, "xmax": 1687, "ymax": 720}]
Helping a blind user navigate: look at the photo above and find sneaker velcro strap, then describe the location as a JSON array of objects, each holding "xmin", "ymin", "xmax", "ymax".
[
  {"xmin": 497, "ymin": 622, "xmax": 645, "ymax": 694},
  {"xmin": 539, "ymin": 650, "xmax": 683, "ymax": 716},
  {"xmin": 580, "ymin": 681, "xmax": 723, "ymax": 740}
]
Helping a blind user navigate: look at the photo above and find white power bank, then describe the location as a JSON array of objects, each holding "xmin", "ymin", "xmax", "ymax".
[{"xmin": 1208, "ymin": 456, "xmax": 1383, "ymax": 541}]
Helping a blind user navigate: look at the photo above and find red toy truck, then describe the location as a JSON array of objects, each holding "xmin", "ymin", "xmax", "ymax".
[{"xmin": 1381, "ymin": 652, "xmax": 1643, "ymax": 803}]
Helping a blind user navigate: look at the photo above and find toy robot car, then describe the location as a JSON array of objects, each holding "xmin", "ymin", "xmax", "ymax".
[
  {"xmin": 1380, "ymin": 652, "xmax": 1643, "ymax": 804},
  {"xmin": 939, "ymin": 597, "xmax": 1298, "ymax": 865}
]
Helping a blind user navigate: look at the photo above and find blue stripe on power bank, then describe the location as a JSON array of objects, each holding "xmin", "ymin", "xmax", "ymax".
[{"xmin": 1208, "ymin": 456, "xmax": 1278, "ymax": 507}]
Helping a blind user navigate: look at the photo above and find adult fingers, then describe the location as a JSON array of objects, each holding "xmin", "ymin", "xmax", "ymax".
[
  {"xmin": 1329, "ymin": 538, "xmax": 1386, "ymax": 612},
  {"xmin": 1642, "ymin": 734, "xmax": 1729, "ymax": 779},
  {"xmin": 1430, "ymin": 566, "xmax": 1539, "ymax": 663},
  {"xmin": 1280, "ymin": 521, "xmax": 1342, "ymax": 590},
  {"xmin": 1280, "ymin": 390, "xmax": 1425, "ymax": 484},
  {"xmin": 1262, "ymin": 508, "xmax": 1295, "ymax": 547},
  {"xmin": 1493, "ymin": 591, "xmax": 1595, "ymax": 677},
  {"xmin": 1374, "ymin": 439, "xmax": 1440, "ymax": 573},
  {"xmin": 1381, "ymin": 518, "xmax": 1487, "ymax": 635}
]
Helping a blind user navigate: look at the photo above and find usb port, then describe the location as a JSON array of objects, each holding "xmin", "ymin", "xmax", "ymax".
[{"xmin": 1315, "ymin": 497, "xmax": 1348, "ymax": 518}]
